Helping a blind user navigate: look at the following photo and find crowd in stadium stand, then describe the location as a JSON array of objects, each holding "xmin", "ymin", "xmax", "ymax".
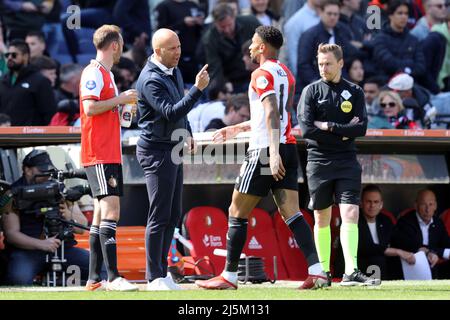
[{"xmin": 0, "ymin": 0, "xmax": 449, "ymax": 129}]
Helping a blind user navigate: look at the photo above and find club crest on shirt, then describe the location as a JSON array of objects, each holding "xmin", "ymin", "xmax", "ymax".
[
  {"xmin": 256, "ymin": 76, "xmax": 269, "ymax": 89},
  {"xmin": 108, "ymin": 176, "xmax": 118, "ymax": 188},
  {"xmin": 86, "ymin": 80, "xmax": 96, "ymax": 90}
]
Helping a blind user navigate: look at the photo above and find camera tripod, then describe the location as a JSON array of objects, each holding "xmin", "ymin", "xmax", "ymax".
[{"xmin": 44, "ymin": 218, "xmax": 90, "ymax": 287}]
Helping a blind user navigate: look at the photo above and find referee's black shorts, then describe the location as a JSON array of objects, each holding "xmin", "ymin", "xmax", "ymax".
[
  {"xmin": 306, "ymin": 158, "xmax": 361, "ymax": 210},
  {"xmin": 85, "ymin": 163, "xmax": 123, "ymax": 198},
  {"xmin": 235, "ymin": 144, "xmax": 299, "ymax": 197}
]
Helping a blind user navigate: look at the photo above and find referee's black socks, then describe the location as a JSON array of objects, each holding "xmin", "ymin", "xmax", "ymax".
[
  {"xmin": 286, "ymin": 212, "xmax": 320, "ymax": 267},
  {"xmin": 225, "ymin": 216, "xmax": 248, "ymax": 272}
]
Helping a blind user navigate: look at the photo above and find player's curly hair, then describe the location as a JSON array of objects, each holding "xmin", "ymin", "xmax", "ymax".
[{"xmin": 255, "ymin": 26, "xmax": 283, "ymax": 50}]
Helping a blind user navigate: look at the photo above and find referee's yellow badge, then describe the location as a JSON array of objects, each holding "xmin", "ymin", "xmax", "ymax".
[{"xmin": 341, "ymin": 100, "xmax": 352, "ymax": 113}]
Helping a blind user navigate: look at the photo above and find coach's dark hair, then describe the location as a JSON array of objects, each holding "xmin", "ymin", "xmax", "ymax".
[
  {"xmin": 93, "ymin": 24, "xmax": 122, "ymax": 50},
  {"xmin": 362, "ymin": 184, "xmax": 383, "ymax": 198},
  {"xmin": 255, "ymin": 26, "xmax": 283, "ymax": 50},
  {"xmin": 8, "ymin": 39, "xmax": 30, "ymax": 56},
  {"xmin": 320, "ymin": 0, "xmax": 342, "ymax": 10},
  {"xmin": 387, "ymin": 0, "xmax": 409, "ymax": 15},
  {"xmin": 212, "ymin": 3, "xmax": 235, "ymax": 22}
]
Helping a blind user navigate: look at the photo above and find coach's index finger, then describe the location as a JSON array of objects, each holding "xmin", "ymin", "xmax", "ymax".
[{"xmin": 199, "ymin": 64, "xmax": 208, "ymax": 74}]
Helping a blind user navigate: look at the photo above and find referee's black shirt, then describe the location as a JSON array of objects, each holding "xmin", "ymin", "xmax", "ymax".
[{"xmin": 297, "ymin": 77, "xmax": 367, "ymax": 161}]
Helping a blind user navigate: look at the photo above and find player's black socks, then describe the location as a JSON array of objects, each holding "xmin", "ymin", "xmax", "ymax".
[
  {"xmin": 88, "ymin": 225, "xmax": 104, "ymax": 282},
  {"xmin": 225, "ymin": 217, "xmax": 248, "ymax": 272},
  {"xmin": 99, "ymin": 219, "xmax": 120, "ymax": 281},
  {"xmin": 286, "ymin": 212, "xmax": 320, "ymax": 266}
]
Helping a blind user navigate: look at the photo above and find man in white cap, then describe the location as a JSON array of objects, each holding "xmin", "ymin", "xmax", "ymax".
[{"xmin": 388, "ymin": 73, "xmax": 437, "ymax": 128}]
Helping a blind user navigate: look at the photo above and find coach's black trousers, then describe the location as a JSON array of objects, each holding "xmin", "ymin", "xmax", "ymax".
[{"xmin": 136, "ymin": 144, "xmax": 183, "ymax": 281}]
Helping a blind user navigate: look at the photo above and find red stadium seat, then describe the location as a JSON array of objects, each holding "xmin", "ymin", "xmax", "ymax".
[
  {"xmin": 182, "ymin": 206, "xmax": 228, "ymax": 275},
  {"xmin": 272, "ymin": 210, "xmax": 314, "ymax": 280},
  {"xmin": 380, "ymin": 208, "xmax": 397, "ymax": 224},
  {"xmin": 242, "ymin": 208, "xmax": 288, "ymax": 280},
  {"xmin": 399, "ymin": 207, "xmax": 415, "ymax": 217},
  {"xmin": 440, "ymin": 209, "xmax": 450, "ymax": 236}
]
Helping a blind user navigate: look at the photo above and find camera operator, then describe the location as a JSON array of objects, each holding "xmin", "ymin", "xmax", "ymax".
[{"xmin": 2, "ymin": 150, "xmax": 92, "ymax": 286}]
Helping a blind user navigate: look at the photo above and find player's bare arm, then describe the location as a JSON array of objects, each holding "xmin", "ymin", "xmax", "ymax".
[
  {"xmin": 212, "ymin": 120, "xmax": 251, "ymax": 143},
  {"xmin": 83, "ymin": 89, "xmax": 137, "ymax": 116},
  {"xmin": 262, "ymin": 93, "xmax": 285, "ymax": 181}
]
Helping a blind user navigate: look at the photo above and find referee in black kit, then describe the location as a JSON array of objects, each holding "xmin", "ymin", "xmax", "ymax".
[{"xmin": 298, "ymin": 43, "xmax": 380, "ymax": 286}]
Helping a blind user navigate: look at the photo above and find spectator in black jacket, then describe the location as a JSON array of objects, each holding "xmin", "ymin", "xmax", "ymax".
[
  {"xmin": 391, "ymin": 189, "xmax": 450, "ymax": 279},
  {"xmin": 30, "ymin": 55, "xmax": 57, "ymax": 87},
  {"xmin": 155, "ymin": 0, "xmax": 205, "ymax": 84},
  {"xmin": 296, "ymin": 0, "xmax": 359, "ymax": 94},
  {"xmin": 1, "ymin": 0, "xmax": 50, "ymax": 41},
  {"xmin": 112, "ymin": 0, "xmax": 151, "ymax": 48},
  {"xmin": 49, "ymin": 63, "xmax": 83, "ymax": 126},
  {"xmin": 358, "ymin": 184, "xmax": 415, "ymax": 280},
  {"xmin": 0, "ymin": 39, "xmax": 56, "ymax": 125},
  {"xmin": 371, "ymin": 0, "xmax": 426, "ymax": 82},
  {"xmin": 201, "ymin": 3, "xmax": 260, "ymax": 93},
  {"xmin": 339, "ymin": 0, "xmax": 368, "ymax": 44}
]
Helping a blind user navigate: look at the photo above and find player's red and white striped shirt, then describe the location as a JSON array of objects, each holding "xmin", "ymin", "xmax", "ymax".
[
  {"xmin": 248, "ymin": 59, "xmax": 296, "ymax": 151},
  {"xmin": 80, "ymin": 60, "xmax": 121, "ymax": 166}
]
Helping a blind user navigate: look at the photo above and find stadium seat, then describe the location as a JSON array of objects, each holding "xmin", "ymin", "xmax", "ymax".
[
  {"xmin": 272, "ymin": 210, "xmax": 313, "ymax": 280},
  {"xmin": 440, "ymin": 208, "xmax": 450, "ymax": 236},
  {"xmin": 76, "ymin": 54, "xmax": 94, "ymax": 67},
  {"xmin": 77, "ymin": 28, "xmax": 96, "ymax": 54},
  {"xmin": 181, "ymin": 206, "xmax": 228, "ymax": 276},
  {"xmin": 380, "ymin": 208, "xmax": 397, "ymax": 224},
  {"xmin": 399, "ymin": 207, "xmax": 415, "ymax": 217},
  {"xmin": 242, "ymin": 208, "xmax": 288, "ymax": 280}
]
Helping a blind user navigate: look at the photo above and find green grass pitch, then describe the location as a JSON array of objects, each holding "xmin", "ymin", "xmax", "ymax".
[{"xmin": 0, "ymin": 280, "xmax": 449, "ymax": 300}]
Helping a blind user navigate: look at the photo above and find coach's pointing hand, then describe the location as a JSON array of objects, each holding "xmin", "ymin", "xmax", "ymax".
[{"xmin": 195, "ymin": 64, "xmax": 209, "ymax": 91}]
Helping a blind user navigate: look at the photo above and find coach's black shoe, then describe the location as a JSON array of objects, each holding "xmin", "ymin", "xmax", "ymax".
[{"xmin": 340, "ymin": 269, "xmax": 381, "ymax": 286}]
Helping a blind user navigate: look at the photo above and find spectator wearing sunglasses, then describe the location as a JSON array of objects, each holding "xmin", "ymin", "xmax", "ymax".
[
  {"xmin": 0, "ymin": 39, "xmax": 56, "ymax": 126},
  {"xmin": 411, "ymin": 0, "xmax": 448, "ymax": 41},
  {"xmin": 376, "ymin": 90, "xmax": 418, "ymax": 129}
]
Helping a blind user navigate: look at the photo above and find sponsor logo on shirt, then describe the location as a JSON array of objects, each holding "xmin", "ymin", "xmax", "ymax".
[
  {"xmin": 86, "ymin": 80, "xmax": 96, "ymax": 90},
  {"xmin": 256, "ymin": 76, "xmax": 269, "ymax": 89}
]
